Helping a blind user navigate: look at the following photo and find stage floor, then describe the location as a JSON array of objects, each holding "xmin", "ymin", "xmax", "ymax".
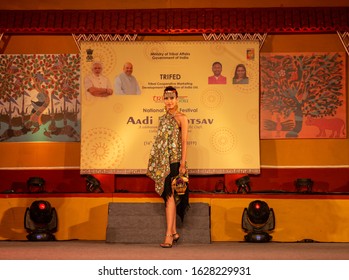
[{"xmin": 1, "ymin": 240, "xmax": 349, "ymax": 260}]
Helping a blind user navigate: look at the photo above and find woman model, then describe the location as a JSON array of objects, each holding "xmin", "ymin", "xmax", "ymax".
[{"xmin": 147, "ymin": 86, "xmax": 189, "ymax": 248}]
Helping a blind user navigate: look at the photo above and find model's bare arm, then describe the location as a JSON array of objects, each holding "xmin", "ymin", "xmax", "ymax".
[{"xmin": 179, "ymin": 114, "xmax": 188, "ymax": 175}]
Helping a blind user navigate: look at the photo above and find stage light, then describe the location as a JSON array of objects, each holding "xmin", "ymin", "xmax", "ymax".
[
  {"xmin": 241, "ymin": 200, "xmax": 275, "ymax": 242},
  {"xmin": 24, "ymin": 200, "xmax": 58, "ymax": 241},
  {"xmin": 27, "ymin": 177, "xmax": 45, "ymax": 193},
  {"xmin": 235, "ymin": 175, "xmax": 251, "ymax": 194},
  {"xmin": 83, "ymin": 175, "xmax": 104, "ymax": 193},
  {"xmin": 295, "ymin": 178, "xmax": 313, "ymax": 193}
]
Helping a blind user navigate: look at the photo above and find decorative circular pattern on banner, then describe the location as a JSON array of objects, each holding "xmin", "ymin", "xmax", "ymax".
[
  {"xmin": 81, "ymin": 127, "xmax": 124, "ymax": 169},
  {"xmin": 200, "ymin": 89, "xmax": 224, "ymax": 110},
  {"xmin": 81, "ymin": 42, "xmax": 117, "ymax": 76},
  {"xmin": 210, "ymin": 127, "xmax": 237, "ymax": 154},
  {"xmin": 246, "ymin": 108, "xmax": 259, "ymax": 125}
]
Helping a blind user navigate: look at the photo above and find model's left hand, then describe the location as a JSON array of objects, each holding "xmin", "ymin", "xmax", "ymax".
[{"xmin": 179, "ymin": 165, "xmax": 186, "ymax": 175}]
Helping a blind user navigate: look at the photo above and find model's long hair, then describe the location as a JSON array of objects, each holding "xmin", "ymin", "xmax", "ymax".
[{"xmin": 164, "ymin": 86, "xmax": 178, "ymax": 97}]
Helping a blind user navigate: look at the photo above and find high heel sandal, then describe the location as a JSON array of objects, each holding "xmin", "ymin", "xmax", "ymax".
[
  {"xmin": 172, "ymin": 232, "xmax": 180, "ymax": 244},
  {"xmin": 160, "ymin": 234, "xmax": 173, "ymax": 248}
]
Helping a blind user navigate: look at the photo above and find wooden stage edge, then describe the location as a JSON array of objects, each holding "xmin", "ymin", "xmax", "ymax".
[{"xmin": 1, "ymin": 191, "xmax": 349, "ymax": 242}]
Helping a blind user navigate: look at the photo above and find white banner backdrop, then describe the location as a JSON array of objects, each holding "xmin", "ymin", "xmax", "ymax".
[{"xmin": 80, "ymin": 41, "xmax": 260, "ymax": 175}]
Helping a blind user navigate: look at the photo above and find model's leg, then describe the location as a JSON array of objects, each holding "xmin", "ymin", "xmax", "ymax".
[
  {"xmin": 160, "ymin": 162, "xmax": 180, "ymax": 248},
  {"xmin": 161, "ymin": 194, "xmax": 176, "ymax": 247},
  {"xmin": 170, "ymin": 194, "xmax": 180, "ymax": 243},
  {"xmin": 167, "ymin": 194, "xmax": 177, "ymax": 234}
]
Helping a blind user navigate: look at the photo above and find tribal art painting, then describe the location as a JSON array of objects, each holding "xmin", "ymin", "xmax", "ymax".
[{"xmin": 260, "ymin": 52, "xmax": 346, "ymax": 139}]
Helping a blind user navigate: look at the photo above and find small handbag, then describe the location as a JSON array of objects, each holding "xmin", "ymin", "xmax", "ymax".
[{"xmin": 171, "ymin": 175, "xmax": 189, "ymax": 195}]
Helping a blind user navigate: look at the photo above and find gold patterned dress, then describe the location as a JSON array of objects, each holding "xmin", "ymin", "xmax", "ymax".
[{"xmin": 146, "ymin": 112, "xmax": 189, "ymax": 221}]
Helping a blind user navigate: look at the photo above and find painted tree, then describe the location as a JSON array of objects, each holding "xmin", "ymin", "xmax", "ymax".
[
  {"xmin": 0, "ymin": 55, "xmax": 20, "ymax": 128},
  {"xmin": 260, "ymin": 53, "xmax": 344, "ymax": 138},
  {"xmin": 0, "ymin": 54, "xmax": 80, "ymax": 141}
]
